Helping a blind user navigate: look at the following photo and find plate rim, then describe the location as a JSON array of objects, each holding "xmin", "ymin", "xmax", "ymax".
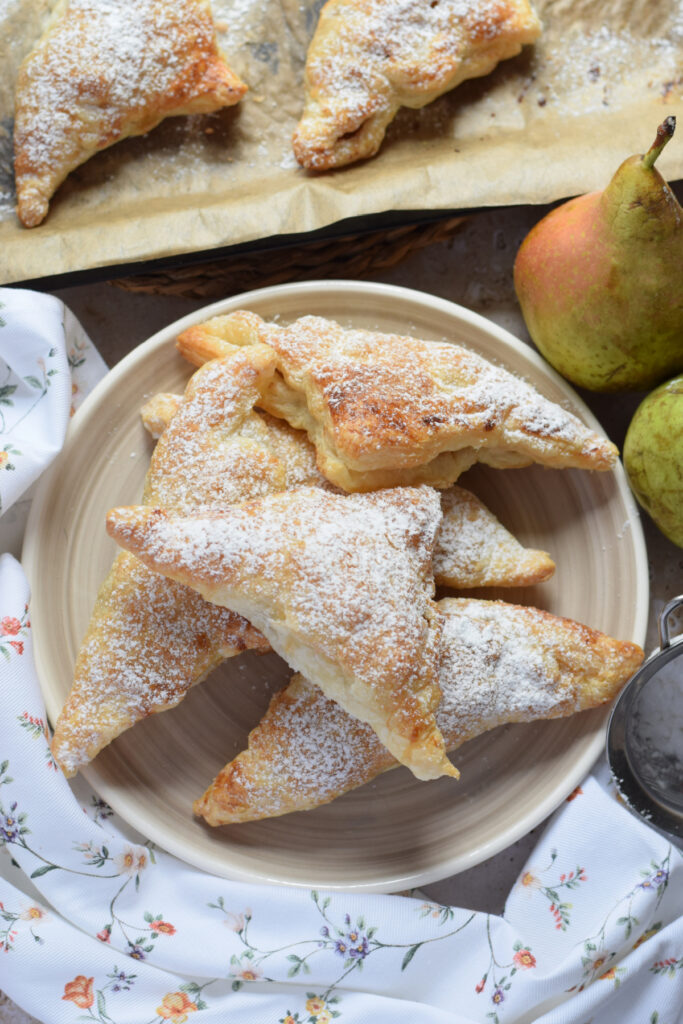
[{"xmin": 22, "ymin": 279, "xmax": 650, "ymax": 892}]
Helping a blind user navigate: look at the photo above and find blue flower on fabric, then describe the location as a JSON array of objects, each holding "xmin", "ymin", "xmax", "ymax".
[
  {"xmin": 641, "ymin": 870, "xmax": 669, "ymax": 889},
  {"xmin": 346, "ymin": 932, "xmax": 370, "ymax": 960},
  {"xmin": 492, "ymin": 988, "xmax": 505, "ymax": 1005},
  {"xmin": 0, "ymin": 804, "xmax": 20, "ymax": 843},
  {"xmin": 128, "ymin": 944, "xmax": 146, "ymax": 961}
]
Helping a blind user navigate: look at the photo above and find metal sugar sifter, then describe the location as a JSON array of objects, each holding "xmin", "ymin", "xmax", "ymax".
[{"xmin": 607, "ymin": 595, "xmax": 683, "ymax": 841}]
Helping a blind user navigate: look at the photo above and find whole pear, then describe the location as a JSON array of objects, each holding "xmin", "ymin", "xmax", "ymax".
[
  {"xmin": 624, "ymin": 374, "xmax": 683, "ymax": 548},
  {"xmin": 514, "ymin": 118, "xmax": 683, "ymax": 392}
]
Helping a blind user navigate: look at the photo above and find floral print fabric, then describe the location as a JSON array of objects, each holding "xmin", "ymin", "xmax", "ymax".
[{"xmin": 0, "ymin": 289, "xmax": 681, "ymax": 1024}]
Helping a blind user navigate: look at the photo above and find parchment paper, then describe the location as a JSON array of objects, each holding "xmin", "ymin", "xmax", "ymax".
[{"xmin": 1, "ymin": 0, "xmax": 682, "ymax": 285}]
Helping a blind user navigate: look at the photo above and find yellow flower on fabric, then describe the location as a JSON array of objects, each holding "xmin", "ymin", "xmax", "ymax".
[
  {"xmin": 305, "ymin": 997, "xmax": 326, "ymax": 1014},
  {"xmin": 517, "ymin": 869, "xmax": 541, "ymax": 892},
  {"xmin": 315, "ymin": 1011, "xmax": 332, "ymax": 1023},
  {"xmin": 20, "ymin": 904, "xmax": 47, "ymax": 921},
  {"xmin": 0, "ymin": 451, "xmax": 8, "ymax": 470},
  {"xmin": 156, "ymin": 991, "xmax": 198, "ymax": 1021},
  {"xmin": 633, "ymin": 924, "xmax": 661, "ymax": 950},
  {"xmin": 236, "ymin": 968, "xmax": 260, "ymax": 981}
]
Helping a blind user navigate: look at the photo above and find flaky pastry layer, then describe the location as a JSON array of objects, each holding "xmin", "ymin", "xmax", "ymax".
[
  {"xmin": 292, "ymin": 0, "xmax": 541, "ymax": 169},
  {"xmin": 106, "ymin": 485, "xmax": 457, "ymax": 781},
  {"xmin": 14, "ymin": 0, "xmax": 246, "ymax": 226},
  {"xmin": 176, "ymin": 310, "xmax": 618, "ymax": 491},
  {"xmin": 194, "ymin": 597, "xmax": 643, "ymax": 824}
]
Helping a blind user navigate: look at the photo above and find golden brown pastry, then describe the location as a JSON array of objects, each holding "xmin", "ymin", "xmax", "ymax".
[
  {"xmin": 194, "ymin": 597, "xmax": 644, "ymax": 824},
  {"xmin": 140, "ymin": 392, "xmax": 183, "ymax": 439},
  {"xmin": 434, "ymin": 485, "xmax": 554, "ymax": 588},
  {"xmin": 139, "ymin": 389, "xmax": 555, "ymax": 588},
  {"xmin": 14, "ymin": 0, "xmax": 247, "ymax": 227},
  {"xmin": 51, "ymin": 347, "xmax": 285, "ymax": 777},
  {"xmin": 292, "ymin": 0, "xmax": 542, "ymax": 170},
  {"xmin": 176, "ymin": 311, "xmax": 618, "ymax": 491},
  {"xmin": 106, "ymin": 485, "xmax": 458, "ymax": 781}
]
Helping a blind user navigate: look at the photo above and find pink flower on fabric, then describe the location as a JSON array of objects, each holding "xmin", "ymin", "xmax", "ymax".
[
  {"xmin": 151, "ymin": 919, "xmax": 176, "ymax": 935},
  {"xmin": 513, "ymin": 949, "xmax": 536, "ymax": 969},
  {"xmin": 0, "ymin": 617, "xmax": 21, "ymax": 636}
]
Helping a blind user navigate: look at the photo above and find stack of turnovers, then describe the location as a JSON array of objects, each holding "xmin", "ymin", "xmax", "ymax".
[
  {"xmin": 13, "ymin": 0, "xmax": 246, "ymax": 227},
  {"xmin": 53, "ymin": 313, "xmax": 643, "ymax": 824},
  {"xmin": 293, "ymin": 0, "xmax": 541, "ymax": 170}
]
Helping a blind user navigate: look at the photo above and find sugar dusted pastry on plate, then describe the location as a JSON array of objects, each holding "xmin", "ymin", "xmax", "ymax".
[
  {"xmin": 51, "ymin": 346, "xmax": 287, "ymax": 777},
  {"xmin": 176, "ymin": 311, "xmax": 618, "ymax": 491},
  {"xmin": 292, "ymin": 0, "xmax": 542, "ymax": 170},
  {"xmin": 194, "ymin": 598, "xmax": 644, "ymax": 825},
  {"xmin": 106, "ymin": 485, "xmax": 457, "ymax": 781},
  {"xmin": 434, "ymin": 485, "xmax": 554, "ymax": 588},
  {"xmin": 14, "ymin": 0, "xmax": 247, "ymax": 227},
  {"xmin": 140, "ymin": 387, "xmax": 556, "ymax": 589}
]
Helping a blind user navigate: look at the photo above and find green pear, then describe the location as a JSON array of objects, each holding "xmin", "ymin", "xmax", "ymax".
[
  {"xmin": 624, "ymin": 374, "xmax": 683, "ymax": 548},
  {"xmin": 514, "ymin": 118, "xmax": 683, "ymax": 392}
]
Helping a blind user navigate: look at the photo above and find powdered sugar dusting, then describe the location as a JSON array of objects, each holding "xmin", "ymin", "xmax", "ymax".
[
  {"xmin": 144, "ymin": 353, "xmax": 284, "ymax": 511},
  {"xmin": 56, "ymin": 551, "xmax": 267, "ymax": 775},
  {"xmin": 434, "ymin": 485, "xmax": 553, "ymax": 587},
  {"xmin": 294, "ymin": 0, "xmax": 540, "ymax": 167},
  {"xmin": 17, "ymin": 0, "xmax": 225, "ymax": 170},
  {"xmin": 205, "ymin": 597, "xmax": 642, "ymax": 820},
  {"xmin": 252, "ymin": 314, "xmax": 616, "ymax": 474},
  {"xmin": 108, "ymin": 485, "xmax": 449, "ymax": 775},
  {"xmin": 52, "ymin": 352, "xmax": 287, "ymax": 774}
]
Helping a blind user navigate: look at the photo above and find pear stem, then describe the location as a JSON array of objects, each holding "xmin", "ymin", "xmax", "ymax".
[{"xmin": 642, "ymin": 116, "xmax": 676, "ymax": 170}]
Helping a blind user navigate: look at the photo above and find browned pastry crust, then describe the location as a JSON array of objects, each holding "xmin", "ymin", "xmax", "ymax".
[
  {"xmin": 14, "ymin": 0, "xmax": 247, "ymax": 227},
  {"xmin": 141, "ymin": 391, "xmax": 557, "ymax": 588},
  {"xmin": 292, "ymin": 0, "xmax": 541, "ymax": 170},
  {"xmin": 194, "ymin": 597, "xmax": 644, "ymax": 824},
  {"xmin": 50, "ymin": 347, "xmax": 286, "ymax": 777},
  {"xmin": 176, "ymin": 311, "xmax": 618, "ymax": 491},
  {"xmin": 106, "ymin": 486, "xmax": 458, "ymax": 781},
  {"xmin": 434, "ymin": 484, "xmax": 554, "ymax": 587}
]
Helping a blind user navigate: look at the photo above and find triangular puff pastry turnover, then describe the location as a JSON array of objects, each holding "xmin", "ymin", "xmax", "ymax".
[
  {"xmin": 176, "ymin": 311, "xmax": 618, "ymax": 491},
  {"xmin": 14, "ymin": 0, "xmax": 247, "ymax": 227},
  {"xmin": 434, "ymin": 485, "xmax": 554, "ymax": 588},
  {"xmin": 106, "ymin": 485, "xmax": 457, "ymax": 781},
  {"xmin": 292, "ymin": 0, "xmax": 541, "ymax": 170},
  {"xmin": 194, "ymin": 598, "xmax": 644, "ymax": 824},
  {"xmin": 139, "ymin": 389, "xmax": 556, "ymax": 589},
  {"xmin": 50, "ymin": 346, "xmax": 289, "ymax": 776}
]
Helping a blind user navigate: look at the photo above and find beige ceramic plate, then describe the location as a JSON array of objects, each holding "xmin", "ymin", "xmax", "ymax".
[{"xmin": 23, "ymin": 281, "xmax": 649, "ymax": 893}]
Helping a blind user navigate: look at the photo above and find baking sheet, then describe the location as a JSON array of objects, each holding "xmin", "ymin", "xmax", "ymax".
[{"xmin": 1, "ymin": 0, "xmax": 682, "ymax": 285}]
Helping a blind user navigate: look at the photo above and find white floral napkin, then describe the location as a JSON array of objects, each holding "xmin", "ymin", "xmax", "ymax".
[{"xmin": 0, "ymin": 287, "xmax": 681, "ymax": 1024}]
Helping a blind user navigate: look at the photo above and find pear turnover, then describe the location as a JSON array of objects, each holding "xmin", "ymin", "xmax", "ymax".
[
  {"xmin": 194, "ymin": 598, "xmax": 644, "ymax": 825},
  {"xmin": 50, "ymin": 347, "xmax": 290, "ymax": 777},
  {"xmin": 292, "ymin": 0, "xmax": 542, "ymax": 170},
  {"xmin": 13, "ymin": 0, "xmax": 247, "ymax": 227},
  {"xmin": 176, "ymin": 311, "xmax": 619, "ymax": 491},
  {"xmin": 106, "ymin": 486, "xmax": 457, "ymax": 781},
  {"xmin": 140, "ymin": 389, "xmax": 556, "ymax": 589},
  {"xmin": 434, "ymin": 485, "xmax": 554, "ymax": 588}
]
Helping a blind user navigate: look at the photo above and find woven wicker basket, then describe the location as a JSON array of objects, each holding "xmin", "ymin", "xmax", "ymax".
[{"xmin": 113, "ymin": 215, "xmax": 466, "ymax": 300}]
